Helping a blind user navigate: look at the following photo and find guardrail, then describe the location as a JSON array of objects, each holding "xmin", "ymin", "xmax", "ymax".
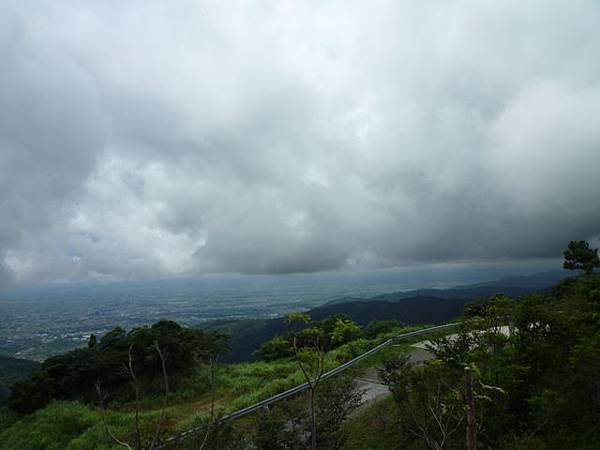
[{"xmin": 156, "ymin": 322, "xmax": 459, "ymax": 448}]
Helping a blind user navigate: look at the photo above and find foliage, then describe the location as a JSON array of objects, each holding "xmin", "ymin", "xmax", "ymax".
[
  {"xmin": 380, "ymin": 357, "xmax": 465, "ymax": 450},
  {"xmin": 1, "ymin": 314, "xmax": 420, "ymax": 449},
  {"xmin": 340, "ymin": 395, "xmax": 401, "ymax": 450},
  {"xmin": 278, "ymin": 312, "xmax": 363, "ymax": 449},
  {"xmin": 363, "ymin": 320, "xmax": 404, "ymax": 339},
  {"xmin": 248, "ymin": 374, "xmax": 363, "ymax": 450},
  {"xmin": 331, "ymin": 318, "xmax": 362, "ymax": 346},
  {"xmin": 0, "ymin": 406, "xmax": 19, "ymax": 433},
  {"xmin": 202, "ymin": 271, "xmax": 566, "ymax": 363},
  {"xmin": 563, "ymin": 240, "xmax": 600, "ymax": 275},
  {"xmin": 258, "ymin": 314, "xmax": 363, "ymax": 363},
  {"xmin": 251, "ymin": 401, "xmax": 306, "ymax": 450},
  {"xmin": 290, "ymin": 319, "xmax": 326, "ymax": 450},
  {"xmin": 284, "ymin": 312, "xmax": 311, "ymax": 326},
  {"xmin": 5, "ymin": 249, "xmax": 596, "ymax": 450},
  {"xmin": 0, "ymin": 355, "xmax": 40, "ymax": 406},
  {"xmin": 256, "ymin": 336, "xmax": 295, "ymax": 362},
  {"xmin": 186, "ymin": 415, "xmax": 246, "ymax": 450},
  {"xmin": 367, "ymin": 243, "xmax": 600, "ymax": 449},
  {"xmin": 8, "ymin": 321, "xmax": 229, "ymax": 414},
  {"xmin": 315, "ymin": 374, "xmax": 364, "ymax": 450},
  {"xmin": 0, "ymin": 401, "xmax": 100, "ymax": 450}
]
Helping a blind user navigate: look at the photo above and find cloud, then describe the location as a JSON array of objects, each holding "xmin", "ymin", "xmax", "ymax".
[{"xmin": 1, "ymin": 0, "xmax": 600, "ymax": 286}]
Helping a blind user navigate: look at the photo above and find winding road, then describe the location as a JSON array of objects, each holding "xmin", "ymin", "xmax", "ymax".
[
  {"xmin": 156, "ymin": 324, "xmax": 457, "ymax": 449},
  {"xmin": 354, "ymin": 346, "xmax": 433, "ymax": 409}
]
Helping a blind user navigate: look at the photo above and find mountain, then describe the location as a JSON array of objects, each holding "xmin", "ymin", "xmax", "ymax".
[
  {"xmin": 322, "ymin": 270, "xmax": 567, "ymax": 305},
  {"xmin": 465, "ymin": 270, "xmax": 567, "ymax": 289},
  {"xmin": 0, "ymin": 355, "xmax": 40, "ymax": 405},
  {"xmin": 203, "ymin": 271, "xmax": 568, "ymax": 362}
]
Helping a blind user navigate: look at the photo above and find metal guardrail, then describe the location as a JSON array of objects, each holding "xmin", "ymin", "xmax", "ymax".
[{"xmin": 156, "ymin": 322, "xmax": 459, "ymax": 448}]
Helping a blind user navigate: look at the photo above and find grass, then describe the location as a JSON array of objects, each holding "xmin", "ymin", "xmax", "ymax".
[
  {"xmin": 0, "ymin": 323, "xmax": 451, "ymax": 449},
  {"xmin": 341, "ymin": 395, "xmax": 403, "ymax": 450},
  {"xmin": 1, "ymin": 401, "xmax": 111, "ymax": 450}
]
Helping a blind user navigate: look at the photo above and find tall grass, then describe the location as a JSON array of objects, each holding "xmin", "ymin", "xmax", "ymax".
[{"xmin": 0, "ymin": 324, "xmax": 436, "ymax": 449}]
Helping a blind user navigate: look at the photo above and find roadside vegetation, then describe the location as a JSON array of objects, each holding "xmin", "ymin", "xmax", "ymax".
[
  {"xmin": 341, "ymin": 240, "xmax": 600, "ymax": 449},
  {"xmin": 1, "ymin": 240, "xmax": 599, "ymax": 449},
  {"xmin": 0, "ymin": 309, "xmax": 416, "ymax": 449}
]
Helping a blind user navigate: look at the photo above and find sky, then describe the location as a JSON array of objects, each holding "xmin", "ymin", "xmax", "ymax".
[{"xmin": 1, "ymin": 0, "xmax": 600, "ymax": 288}]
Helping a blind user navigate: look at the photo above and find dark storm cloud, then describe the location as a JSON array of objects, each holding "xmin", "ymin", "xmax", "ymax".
[
  {"xmin": 0, "ymin": 3, "xmax": 108, "ymax": 284},
  {"xmin": 1, "ymin": 0, "xmax": 600, "ymax": 286}
]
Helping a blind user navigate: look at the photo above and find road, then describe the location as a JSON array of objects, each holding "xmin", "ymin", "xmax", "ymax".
[
  {"xmin": 354, "ymin": 346, "xmax": 433, "ymax": 408},
  {"xmin": 353, "ymin": 327, "xmax": 511, "ymax": 408},
  {"xmin": 156, "ymin": 324, "xmax": 458, "ymax": 449}
]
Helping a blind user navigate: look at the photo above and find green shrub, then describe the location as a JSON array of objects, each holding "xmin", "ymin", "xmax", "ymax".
[
  {"xmin": 9, "ymin": 321, "xmax": 229, "ymax": 414},
  {"xmin": 0, "ymin": 401, "xmax": 101, "ymax": 450}
]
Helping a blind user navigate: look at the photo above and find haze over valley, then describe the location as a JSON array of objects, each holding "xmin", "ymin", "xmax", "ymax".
[{"xmin": 0, "ymin": 261, "xmax": 561, "ymax": 361}]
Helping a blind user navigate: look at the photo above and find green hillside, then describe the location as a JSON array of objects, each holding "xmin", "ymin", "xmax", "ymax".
[
  {"xmin": 0, "ymin": 355, "xmax": 39, "ymax": 405},
  {"xmin": 0, "ymin": 318, "xmax": 426, "ymax": 449},
  {"xmin": 1, "ymin": 243, "xmax": 598, "ymax": 449},
  {"xmin": 205, "ymin": 271, "xmax": 568, "ymax": 363}
]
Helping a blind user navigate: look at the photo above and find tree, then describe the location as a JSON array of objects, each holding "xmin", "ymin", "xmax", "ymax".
[
  {"xmin": 256, "ymin": 336, "xmax": 294, "ymax": 361},
  {"xmin": 379, "ymin": 357, "xmax": 465, "ymax": 450},
  {"xmin": 196, "ymin": 331, "xmax": 230, "ymax": 450},
  {"xmin": 9, "ymin": 320, "xmax": 228, "ymax": 414},
  {"xmin": 88, "ymin": 334, "xmax": 97, "ymax": 348},
  {"xmin": 250, "ymin": 375, "xmax": 363, "ymax": 450},
  {"xmin": 330, "ymin": 318, "xmax": 361, "ymax": 347},
  {"xmin": 563, "ymin": 240, "xmax": 600, "ymax": 275},
  {"xmin": 315, "ymin": 374, "xmax": 364, "ymax": 450},
  {"xmin": 363, "ymin": 319, "xmax": 403, "ymax": 339},
  {"xmin": 285, "ymin": 312, "xmax": 326, "ymax": 450},
  {"xmin": 252, "ymin": 402, "xmax": 305, "ymax": 450},
  {"xmin": 191, "ymin": 416, "xmax": 246, "ymax": 450},
  {"xmin": 464, "ymin": 367, "xmax": 477, "ymax": 450},
  {"xmin": 95, "ymin": 342, "xmax": 169, "ymax": 450}
]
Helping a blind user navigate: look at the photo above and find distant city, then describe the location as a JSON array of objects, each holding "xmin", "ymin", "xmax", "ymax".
[
  {"xmin": 0, "ymin": 279, "xmax": 410, "ymax": 360},
  {"xmin": 0, "ymin": 262, "xmax": 559, "ymax": 361}
]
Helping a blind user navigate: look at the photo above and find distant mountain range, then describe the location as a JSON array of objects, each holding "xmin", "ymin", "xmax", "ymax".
[
  {"xmin": 0, "ymin": 354, "xmax": 40, "ymax": 405},
  {"xmin": 323, "ymin": 270, "xmax": 568, "ymax": 305},
  {"xmin": 203, "ymin": 270, "xmax": 568, "ymax": 362},
  {"xmin": 0, "ymin": 271, "xmax": 569, "ymax": 381}
]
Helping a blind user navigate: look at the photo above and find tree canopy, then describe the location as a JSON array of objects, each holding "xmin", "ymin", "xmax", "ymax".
[
  {"xmin": 563, "ymin": 239, "xmax": 600, "ymax": 274},
  {"xmin": 8, "ymin": 320, "xmax": 229, "ymax": 414}
]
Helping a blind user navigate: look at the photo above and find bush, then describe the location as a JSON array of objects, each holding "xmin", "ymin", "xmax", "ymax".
[
  {"xmin": 0, "ymin": 401, "xmax": 100, "ymax": 450},
  {"xmin": 256, "ymin": 336, "xmax": 294, "ymax": 361},
  {"xmin": 8, "ymin": 321, "xmax": 229, "ymax": 414}
]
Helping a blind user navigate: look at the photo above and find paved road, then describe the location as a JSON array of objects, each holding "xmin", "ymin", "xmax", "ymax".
[
  {"xmin": 156, "ymin": 324, "xmax": 458, "ymax": 449},
  {"xmin": 354, "ymin": 327, "xmax": 512, "ymax": 407},
  {"xmin": 354, "ymin": 346, "xmax": 433, "ymax": 409}
]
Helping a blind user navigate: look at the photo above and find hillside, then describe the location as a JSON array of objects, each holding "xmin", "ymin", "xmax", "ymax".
[
  {"xmin": 0, "ymin": 316, "xmax": 430, "ymax": 449},
  {"xmin": 207, "ymin": 271, "xmax": 567, "ymax": 362},
  {"xmin": 322, "ymin": 270, "xmax": 567, "ymax": 305},
  {"xmin": 1, "ymin": 270, "xmax": 599, "ymax": 449},
  {"xmin": 0, "ymin": 355, "xmax": 39, "ymax": 405}
]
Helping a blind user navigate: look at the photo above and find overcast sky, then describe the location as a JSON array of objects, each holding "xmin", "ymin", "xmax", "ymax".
[{"xmin": 1, "ymin": 0, "xmax": 599, "ymax": 287}]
